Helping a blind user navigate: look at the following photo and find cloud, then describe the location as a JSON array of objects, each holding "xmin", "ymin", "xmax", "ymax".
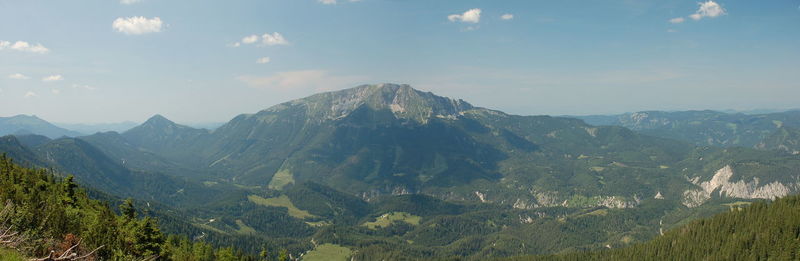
[
  {"xmin": 231, "ymin": 32, "xmax": 289, "ymax": 47},
  {"xmin": 112, "ymin": 17, "xmax": 163, "ymax": 35},
  {"xmin": 0, "ymin": 41, "xmax": 49, "ymax": 54},
  {"xmin": 690, "ymin": 1, "xmax": 726, "ymax": 20},
  {"xmin": 669, "ymin": 17, "xmax": 685, "ymax": 24},
  {"xmin": 262, "ymin": 32, "xmax": 289, "ymax": 46},
  {"xmin": 241, "ymin": 35, "xmax": 259, "ymax": 44},
  {"xmin": 256, "ymin": 57, "xmax": 271, "ymax": 64},
  {"xmin": 42, "ymin": 75, "xmax": 63, "ymax": 82},
  {"xmin": 8, "ymin": 73, "xmax": 30, "ymax": 80},
  {"xmin": 120, "ymin": 0, "xmax": 141, "ymax": 4},
  {"xmin": 448, "ymin": 8, "xmax": 481, "ymax": 24},
  {"xmin": 237, "ymin": 70, "xmax": 366, "ymax": 92},
  {"xmin": 51, "ymin": 89, "xmax": 61, "ymax": 95},
  {"xmin": 667, "ymin": 29, "xmax": 678, "ymax": 33},
  {"xmin": 24, "ymin": 91, "xmax": 38, "ymax": 98},
  {"xmin": 501, "ymin": 14, "xmax": 514, "ymax": 20}
]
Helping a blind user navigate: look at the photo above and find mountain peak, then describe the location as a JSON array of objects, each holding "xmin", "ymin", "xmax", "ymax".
[
  {"xmin": 263, "ymin": 83, "xmax": 474, "ymax": 123},
  {"xmin": 145, "ymin": 114, "xmax": 171, "ymax": 123}
]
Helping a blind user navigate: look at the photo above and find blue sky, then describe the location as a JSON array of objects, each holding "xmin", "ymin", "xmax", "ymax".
[{"xmin": 0, "ymin": 0, "xmax": 798, "ymax": 124}]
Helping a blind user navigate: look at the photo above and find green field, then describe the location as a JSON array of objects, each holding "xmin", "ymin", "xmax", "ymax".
[
  {"xmin": 235, "ymin": 219, "xmax": 257, "ymax": 235},
  {"xmin": 303, "ymin": 244, "xmax": 352, "ymax": 261},
  {"xmin": 248, "ymin": 194, "xmax": 314, "ymax": 219},
  {"xmin": 268, "ymin": 169, "xmax": 295, "ymax": 190},
  {"xmin": 362, "ymin": 212, "xmax": 421, "ymax": 229}
]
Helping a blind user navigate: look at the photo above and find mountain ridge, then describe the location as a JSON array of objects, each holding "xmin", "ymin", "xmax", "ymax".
[{"xmin": 0, "ymin": 114, "xmax": 83, "ymax": 138}]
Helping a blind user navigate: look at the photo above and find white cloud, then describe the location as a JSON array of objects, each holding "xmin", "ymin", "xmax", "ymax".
[
  {"xmin": 120, "ymin": 0, "xmax": 141, "ymax": 4},
  {"xmin": 8, "ymin": 73, "xmax": 30, "ymax": 80},
  {"xmin": 690, "ymin": 1, "xmax": 726, "ymax": 20},
  {"xmin": 231, "ymin": 32, "xmax": 289, "ymax": 47},
  {"xmin": 261, "ymin": 32, "xmax": 288, "ymax": 46},
  {"xmin": 237, "ymin": 70, "xmax": 366, "ymax": 91},
  {"xmin": 501, "ymin": 14, "xmax": 514, "ymax": 20},
  {"xmin": 112, "ymin": 16, "xmax": 163, "ymax": 35},
  {"xmin": 42, "ymin": 75, "xmax": 63, "ymax": 82},
  {"xmin": 256, "ymin": 57, "xmax": 271, "ymax": 64},
  {"xmin": 241, "ymin": 35, "xmax": 259, "ymax": 44},
  {"xmin": 51, "ymin": 89, "xmax": 61, "ymax": 95},
  {"xmin": 667, "ymin": 29, "xmax": 678, "ymax": 33},
  {"xmin": 669, "ymin": 17, "xmax": 685, "ymax": 24},
  {"xmin": 24, "ymin": 91, "xmax": 38, "ymax": 98},
  {"xmin": 448, "ymin": 8, "xmax": 481, "ymax": 24},
  {"xmin": 0, "ymin": 41, "xmax": 49, "ymax": 54}
]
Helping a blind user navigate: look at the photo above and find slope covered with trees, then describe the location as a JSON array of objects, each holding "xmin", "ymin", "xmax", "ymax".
[
  {"xmin": 0, "ymin": 155, "xmax": 255, "ymax": 260},
  {"xmin": 507, "ymin": 194, "xmax": 800, "ymax": 260}
]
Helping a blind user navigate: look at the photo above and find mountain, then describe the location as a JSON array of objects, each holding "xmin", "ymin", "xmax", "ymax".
[
  {"xmin": 0, "ymin": 115, "xmax": 83, "ymax": 138},
  {"xmin": 33, "ymin": 137, "xmax": 134, "ymax": 192},
  {"xmin": 13, "ymin": 134, "xmax": 52, "ymax": 147},
  {"xmin": 55, "ymin": 121, "xmax": 139, "ymax": 134},
  {"xmin": 0, "ymin": 135, "xmax": 44, "ymax": 166},
  {"xmin": 121, "ymin": 114, "xmax": 211, "ymax": 165},
  {"xmin": 0, "ymin": 134, "xmax": 235, "ymax": 208},
  {"xmin": 101, "ymin": 84, "xmax": 800, "ymax": 210},
  {"xmin": 576, "ymin": 110, "xmax": 800, "ymax": 149}
]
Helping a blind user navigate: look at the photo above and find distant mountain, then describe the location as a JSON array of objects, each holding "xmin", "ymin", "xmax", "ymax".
[
  {"xmin": 0, "ymin": 115, "xmax": 83, "ymax": 138},
  {"xmin": 118, "ymin": 114, "xmax": 211, "ymax": 166},
  {"xmin": 576, "ymin": 110, "xmax": 800, "ymax": 149},
  {"xmin": 55, "ymin": 121, "xmax": 139, "ymax": 134}
]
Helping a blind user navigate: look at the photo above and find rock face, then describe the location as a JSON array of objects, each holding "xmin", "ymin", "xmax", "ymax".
[
  {"xmin": 264, "ymin": 84, "xmax": 474, "ymax": 123},
  {"xmin": 682, "ymin": 165, "xmax": 796, "ymax": 207}
]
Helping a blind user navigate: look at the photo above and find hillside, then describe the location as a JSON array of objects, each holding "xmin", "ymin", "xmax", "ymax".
[
  {"xmin": 508, "ymin": 194, "xmax": 800, "ymax": 260},
  {"xmin": 0, "ymin": 155, "xmax": 257, "ymax": 260}
]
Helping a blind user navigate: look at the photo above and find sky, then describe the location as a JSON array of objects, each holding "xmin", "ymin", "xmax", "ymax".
[{"xmin": 0, "ymin": 0, "xmax": 799, "ymax": 124}]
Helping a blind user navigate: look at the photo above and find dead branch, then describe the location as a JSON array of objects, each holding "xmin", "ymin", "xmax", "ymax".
[{"xmin": 30, "ymin": 240, "xmax": 104, "ymax": 261}]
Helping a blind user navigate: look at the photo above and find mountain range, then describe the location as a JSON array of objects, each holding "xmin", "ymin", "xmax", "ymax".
[
  {"xmin": 577, "ymin": 110, "xmax": 800, "ymax": 153},
  {"xmin": 1, "ymin": 83, "xmax": 799, "ymax": 259}
]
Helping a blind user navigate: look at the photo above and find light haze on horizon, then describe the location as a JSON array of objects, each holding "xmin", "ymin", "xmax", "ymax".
[{"xmin": 1, "ymin": 0, "xmax": 798, "ymax": 124}]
